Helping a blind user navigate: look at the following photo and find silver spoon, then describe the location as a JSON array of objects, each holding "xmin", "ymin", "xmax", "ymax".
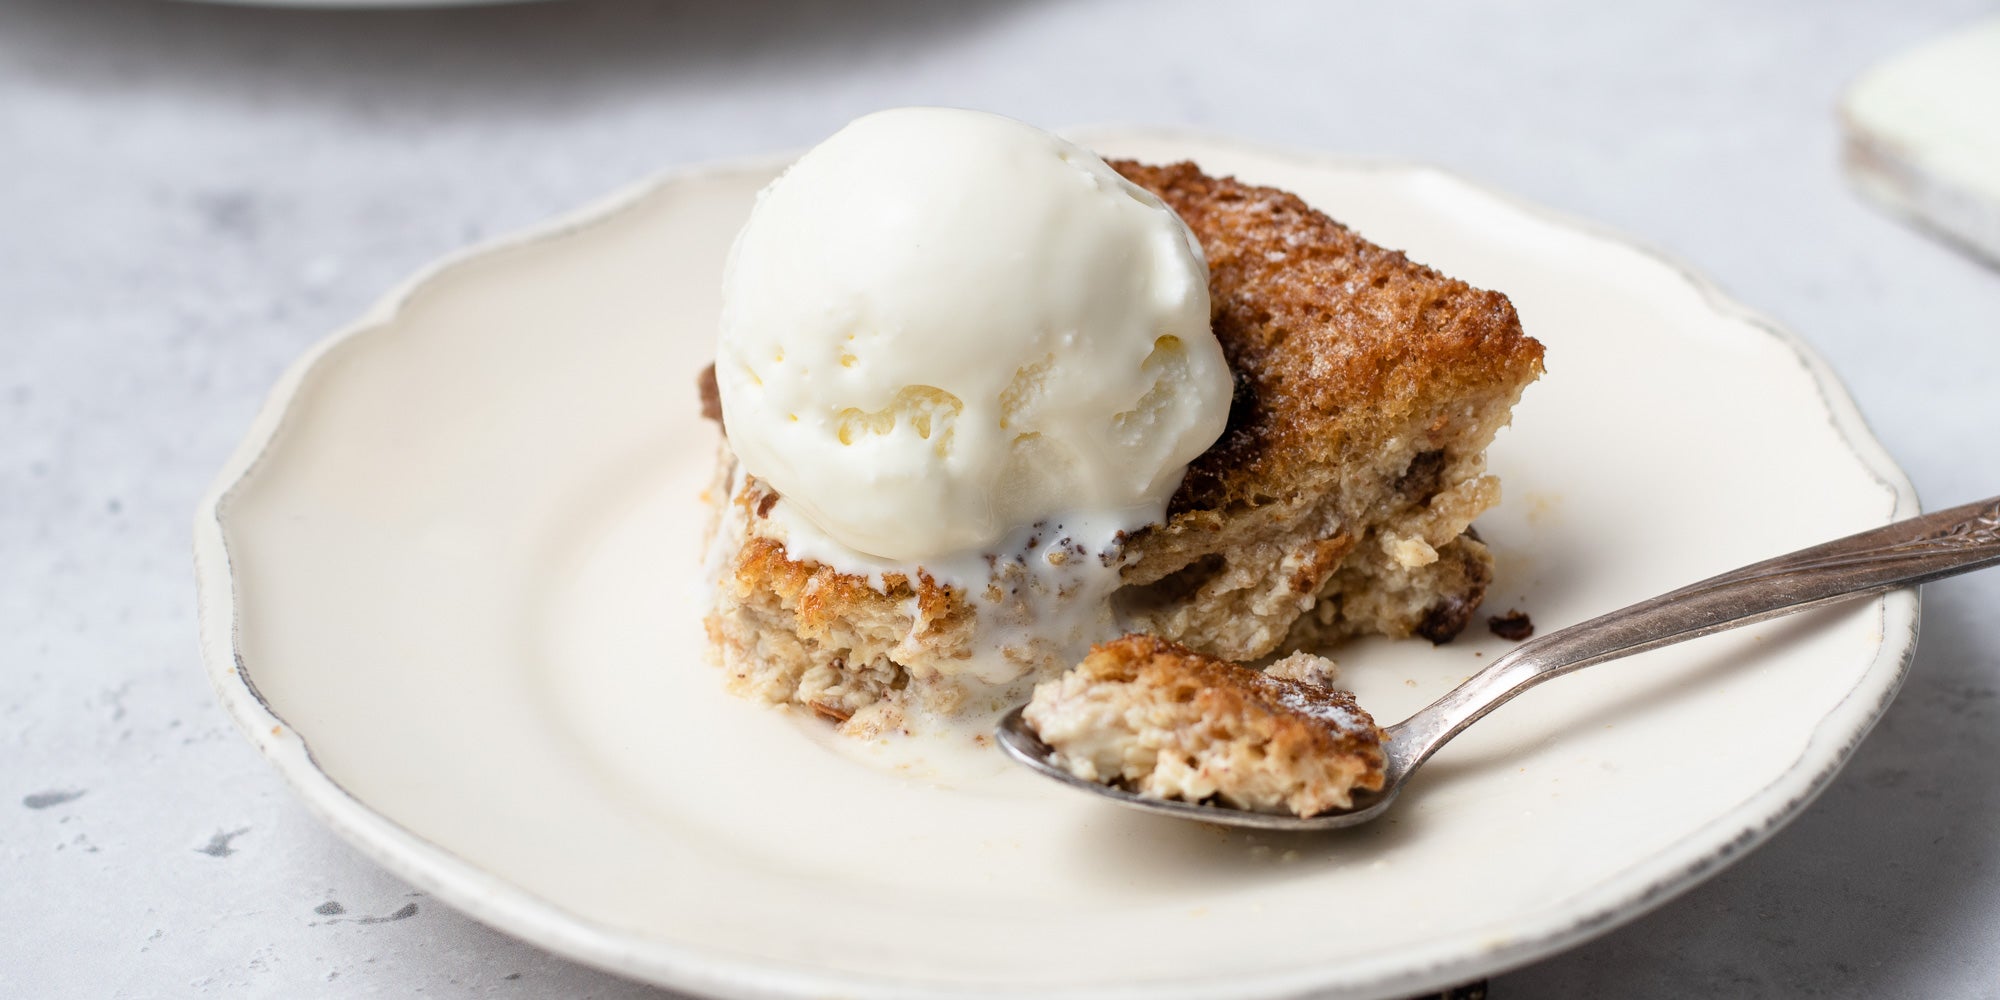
[{"xmin": 998, "ymin": 495, "xmax": 2000, "ymax": 831}]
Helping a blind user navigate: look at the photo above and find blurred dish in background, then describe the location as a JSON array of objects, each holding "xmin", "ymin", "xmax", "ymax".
[{"xmin": 1843, "ymin": 17, "xmax": 2000, "ymax": 268}]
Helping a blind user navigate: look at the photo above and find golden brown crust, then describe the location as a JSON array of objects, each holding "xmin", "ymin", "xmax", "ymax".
[
  {"xmin": 697, "ymin": 364, "xmax": 723, "ymax": 428},
  {"xmin": 1106, "ymin": 160, "xmax": 1541, "ymax": 653},
  {"xmin": 1107, "ymin": 160, "xmax": 1545, "ymax": 518},
  {"xmin": 728, "ymin": 481, "xmax": 971, "ymax": 647},
  {"xmin": 1079, "ymin": 634, "xmax": 1385, "ymax": 769}
]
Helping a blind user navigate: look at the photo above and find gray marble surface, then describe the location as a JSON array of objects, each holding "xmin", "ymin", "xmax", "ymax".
[{"xmin": 5, "ymin": 1, "xmax": 1999, "ymax": 996}]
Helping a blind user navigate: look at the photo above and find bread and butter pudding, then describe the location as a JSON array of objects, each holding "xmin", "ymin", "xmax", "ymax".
[
  {"xmin": 700, "ymin": 108, "xmax": 1544, "ymax": 737},
  {"xmin": 1022, "ymin": 635, "xmax": 1387, "ymax": 816},
  {"xmin": 1107, "ymin": 160, "xmax": 1540, "ymax": 659}
]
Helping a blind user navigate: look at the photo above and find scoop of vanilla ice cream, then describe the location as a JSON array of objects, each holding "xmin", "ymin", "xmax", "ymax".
[{"xmin": 715, "ymin": 108, "xmax": 1232, "ymax": 563}]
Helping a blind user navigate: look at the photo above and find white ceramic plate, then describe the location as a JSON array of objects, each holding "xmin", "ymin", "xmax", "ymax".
[{"xmin": 195, "ymin": 130, "xmax": 1917, "ymax": 999}]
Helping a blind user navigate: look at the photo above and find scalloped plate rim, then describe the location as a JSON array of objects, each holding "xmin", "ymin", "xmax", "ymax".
[{"xmin": 192, "ymin": 126, "xmax": 1921, "ymax": 1000}]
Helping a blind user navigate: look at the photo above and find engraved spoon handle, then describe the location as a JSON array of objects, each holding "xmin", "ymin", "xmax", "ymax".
[{"xmin": 1383, "ymin": 495, "xmax": 2000, "ymax": 780}]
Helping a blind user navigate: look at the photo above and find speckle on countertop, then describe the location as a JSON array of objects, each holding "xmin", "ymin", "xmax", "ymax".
[
  {"xmin": 194, "ymin": 827, "xmax": 250, "ymax": 858},
  {"xmin": 21, "ymin": 789, "xmax": 86, "ymax": 810}
]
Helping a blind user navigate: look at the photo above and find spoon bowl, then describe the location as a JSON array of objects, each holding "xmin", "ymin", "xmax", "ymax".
[{"xmin": 995, "ymin": 705, "xmax": 1402, "ymax": 830}]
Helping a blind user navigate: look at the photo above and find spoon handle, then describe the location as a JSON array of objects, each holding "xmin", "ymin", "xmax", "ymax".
[{"xmin": 1384, "ymin": 495, "xmax": 2000, "ymax": 779}]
